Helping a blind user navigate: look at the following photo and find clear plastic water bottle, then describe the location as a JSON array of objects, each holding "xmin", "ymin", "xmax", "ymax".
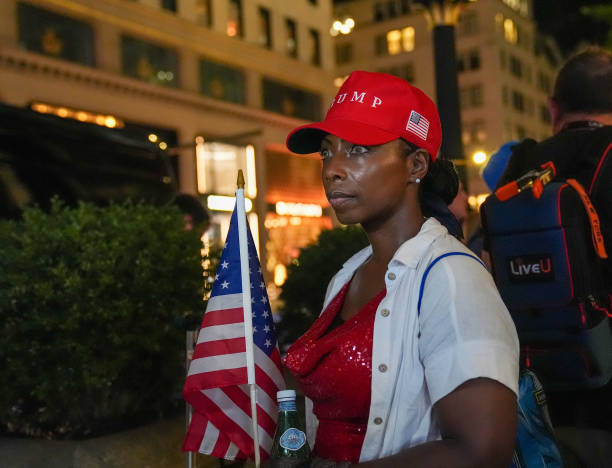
[{"xmin": 268, "ymin": 390, "xmax": 311, "ymax": 468}]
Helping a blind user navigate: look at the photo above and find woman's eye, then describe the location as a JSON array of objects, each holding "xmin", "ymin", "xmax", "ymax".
[
  {"xmin": 319, "ymin": 148, "xmax": 332, "ymax": 159},
  {"xmin": 349, "ymin": 145, "xmax": 369, "ymax": 155}
]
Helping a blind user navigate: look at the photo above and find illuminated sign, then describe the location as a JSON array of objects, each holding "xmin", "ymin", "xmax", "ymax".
[
  {"xmin": 207, "ymin": 195, "xmax": 253, "ymax": 212},
  {"xmin": 275, "ymin": 202, "xmax": 322, "ymax": 218}
]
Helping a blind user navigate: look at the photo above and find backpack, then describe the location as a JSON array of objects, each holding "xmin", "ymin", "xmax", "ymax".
[
  {"xmin": 511, "ymin": 369, "xmax": 563, "ymax": 468},
  {"xmin": 481, "ymin": 161, "xmax": 612, "ymax": 391}
]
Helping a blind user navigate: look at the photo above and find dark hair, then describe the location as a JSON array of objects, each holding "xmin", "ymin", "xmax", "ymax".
[
  {"xmin": 401, "ymin": 140, "xmax": 459, "ymax": 205},
  {"xmin": 553, "ymin": 47, "xmax": 612, "ymax": 115},
  {"xmin": 173, "ymin": 193, "xmax": 210, "ymax": 227},
  {"xmin": 421, "ymin": 158, "xmax": 460, "ymax": 205}
]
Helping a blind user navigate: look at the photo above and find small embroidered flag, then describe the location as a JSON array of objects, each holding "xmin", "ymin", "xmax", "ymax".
[{"xmin": 406, "ymin": 110, "xmax": 430, "ymax": 141}]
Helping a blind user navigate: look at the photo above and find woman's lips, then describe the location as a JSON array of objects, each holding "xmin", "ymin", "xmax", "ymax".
[{"xmin": 327, "ymin": 192, "xmax": 356, "ymax": 209}]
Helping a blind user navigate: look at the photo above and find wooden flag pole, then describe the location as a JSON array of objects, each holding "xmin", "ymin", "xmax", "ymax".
[{"xmin": 236, "ymin": 170, "xmax": 261, "ymax": 468}]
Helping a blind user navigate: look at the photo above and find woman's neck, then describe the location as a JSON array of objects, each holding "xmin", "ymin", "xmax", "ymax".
[{"xmin": 363, "ymin": 206, "xmax": 425, "ymax": 265}]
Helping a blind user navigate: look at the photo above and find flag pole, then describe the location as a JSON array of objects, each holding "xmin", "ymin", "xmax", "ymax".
[{"xmin": 236, "ymin": 170, "xmax": 261, "ymax": 468}]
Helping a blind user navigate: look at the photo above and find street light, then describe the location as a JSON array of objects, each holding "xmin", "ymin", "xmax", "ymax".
[
  {"xmin": 330, "ymin": 16, "xmax": 355, "ymax": 36},
  {"xmin": 409, "ymin": 0, "xmax": 478, "ymax": 187},
  {"xmin": 472, "ymin": 151, "xmax": 487, "ymax": 165}
]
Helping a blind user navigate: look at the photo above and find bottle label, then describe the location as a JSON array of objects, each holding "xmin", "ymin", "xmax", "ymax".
[{"xmin": 279, "ymin": 428, "xmax": 306, "ymax": 451}]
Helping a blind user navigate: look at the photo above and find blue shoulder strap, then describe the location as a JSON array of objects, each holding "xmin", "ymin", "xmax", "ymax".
[{"xmin": 417, "ymin": 252, "xmax": 486, "ymax": 316}]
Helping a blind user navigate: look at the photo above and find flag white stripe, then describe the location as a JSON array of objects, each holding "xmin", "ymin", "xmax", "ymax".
[
  {"xmin": 188, "ymin": 353, "xmax": 247, "ymax": 376},
  {"xmin": 237, "ymin": 384, "xmax": 276, "ymax": 419},
  {"xmin": 226, "ymin": 442, "xmax": 240, "ymax": 459},
  {"xmin": 200, "ymin": 420, "xmax": 220, "ymax": 454},
  {"xmin": 254, "ymin": 346, "xmax": 285, "ymax": 390},
  {"xmin": 202, "ymin": 387, "xmax": 274, "ymax": 448},
  {"xmin": 197, "ymin": 322, "xmax": 245, "ymax": 344},
  {"xmin": 206, "ymin": 293, "xmax": 244, "ymax": 313}
]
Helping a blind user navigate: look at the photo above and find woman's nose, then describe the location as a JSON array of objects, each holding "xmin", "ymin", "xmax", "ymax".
[{"xmin": 323, "ymin": 151, "xmax": 347, "ymax": 182}]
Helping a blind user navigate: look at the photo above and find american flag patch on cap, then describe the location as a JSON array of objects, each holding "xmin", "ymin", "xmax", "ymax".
[{"xmin": 406, "ymin": 110, "xmax": 429, "ymax": 140}]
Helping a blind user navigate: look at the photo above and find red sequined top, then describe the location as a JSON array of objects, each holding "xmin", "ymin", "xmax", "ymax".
[{"xmin": 283, "ymin": 282, "xmax": 386, "ymax": 463}]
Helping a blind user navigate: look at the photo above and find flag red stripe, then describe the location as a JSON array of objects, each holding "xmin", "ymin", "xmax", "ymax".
[
  {"xmin": 210, "ymin": 432, "xmax": 231, "ymax": 459},
  {"xmin": 255, "ymin": 364, "xmax": 282, "ymax": 403},
  {"xmin": 222, "ymin": 386, "xmax": 277, "ymax": 437},
  {"xmin": 202, "ymin": 307, "xmax": 244, "ymax": 327},
  {"xmin": 184, "ymin": 368, "xmax": 247, "ymax": 396},
  {"xmin": 192, "ymin": 337, "xmax": 246, "ymax": 359},
  {"xmin": 269, "ymin": 347, "xmax": 283, "ymax": 373},
  {"xmin": 188, "ymin": 391, "xmax": 267, "ymax": 459},
  {"xmin": 182, "ymin": 411, "xmax": 208, "ymax": 452}
]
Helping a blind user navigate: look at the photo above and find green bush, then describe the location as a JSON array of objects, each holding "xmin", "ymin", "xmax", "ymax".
[
  {"xmin": 277, "ymin": 226, "xmax": 369, "ymax": 347},
  {"xmin": 0, "ymin": 199, "xmax": 206, "ymax": 438}
]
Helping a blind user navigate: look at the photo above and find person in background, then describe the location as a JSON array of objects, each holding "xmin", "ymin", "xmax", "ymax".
[
  {"xmin": 490, "ymin": 47, "xmax": 612, "ymax": 434},
  {"xmin": 283, "ymin": 71, "xmax": 519, "ymax": 468},
  {"xmin": 495, "ymin": 46, "xmax": 611, "ymax": 293},
  {"xmin": 173, "ymin": 193, "xmax": 211, "ymax": 236},
  {"xmin": 465, "ymin": 141, "xmax": 518, "ymax": 261}
]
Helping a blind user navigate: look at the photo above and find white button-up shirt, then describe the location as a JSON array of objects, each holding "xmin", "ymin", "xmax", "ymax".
[{"xmin": 305, "ymin": 218, "xmax": 519, "ymax": 463}]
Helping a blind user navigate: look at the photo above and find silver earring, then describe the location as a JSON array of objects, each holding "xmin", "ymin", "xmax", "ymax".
[{"xmin": 415, "ymin": 178, "xmax": 421, "ymax": 184}]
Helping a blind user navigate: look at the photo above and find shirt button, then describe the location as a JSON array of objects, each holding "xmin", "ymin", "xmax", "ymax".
[
  {"xmin": 387, "ymin": 272, "xmax": 396, "ymax": 280},
  {"xmin": 378, "ymin": 364, "xmax": 388, "ymax": 373},
  {"xmin": 380, "ymin": 308, "xmax": 390, "ymax": 317},
  {"xmin": 374, "ymin": 417, "xmax": 383, "ymax": 425}
]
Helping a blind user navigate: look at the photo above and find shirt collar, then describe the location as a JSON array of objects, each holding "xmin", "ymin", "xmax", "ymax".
[{"xmin": 340, "ymin": 217, "xmax": 448, "ymax": 273}]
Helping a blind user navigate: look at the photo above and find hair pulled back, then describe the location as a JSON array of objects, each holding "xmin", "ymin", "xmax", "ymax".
[
  {"xmin": 401, "ymin": 139, "xmax": 459, "ymax": 205},
  {"xmin": 421, "ymin": 158, "xmax": 459, "ymax": 205}
]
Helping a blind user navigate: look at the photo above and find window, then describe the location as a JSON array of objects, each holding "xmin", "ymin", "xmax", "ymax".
[
  {"xmin": 511, "ymin": 90, "xmax": 525, "ymax": 112},
  {"xmin": 460, "ymin": 84, "xmax": 483, "ymax": 108},
  {"xmin": 336, "ymin": 43, "xmax": 353, "ymax": 65},
  {"xmin": 199, "ymin": 58, "xmax": 245, "ymax": 104},
  {"xmin": 500, "ymin": 49, "xmax": 507, "ymax": 70},
  {"xmin": 509, "ymin": 55, "xmax": 522, "ymax": 78},
  {"xmin": 386, "ymin": 27, "xmax": 414, "ymax": 55},
  {"xmin": 374, "ymin": 3, "xmax": 385, "ymax": 22},
  {"xmin": 258, "ymin": 7, "xmax": 272, "ymax": 49},
  {"xmin": 537, "ymin": 71, "xmax": 552, "ymax": 93},
  {"xmin": 285, "ymin": 19, "xmax": 298, "ymax": 58},
  {"xmin": 196, "ymin": 0, "xmax": 212, "ymax": 27},
  {"xmin": 502, "ymin": 86, "xmax": 509, "ymax": 106},
  {"xmin": 458, "ymin": 11, "xmax": 479, "ymax": 35},
  {"xmin": 458, "ymin": 49, "xmax": 480, "ymax": 72},
  {"xmin": 516, "ymin": 125, "xmax": 527, "ymax": 139},
  {"xmin": 17, "ymin": 3, "xmax": 95, "ymax": 66},
  {"xmin": 462, "ymin": 120, "xmax": 487, "ymax": 145},
  {"xmin": 379, "ymin": 63, "xmax": 414, "ymax": 83},
  {"xmin": 121, "ymin": 35, "xmax": 178, "ymax": 87},
  {"xmin": 227, "ymin": 0, "xmax": 243, "ymax": 38},
  {"xmin": 308, "ymin": 0, "xmax": 318, "ymax": 4},
  {"xmin": 504, "ymin": 18, "xmax": 518, "ymax": 44},
  {"xmin": 309, "ymin": 29, "xmax": 321, "ymax": 66},
  {"xmin": 161, "ymin": 0, "xmax": 177, "ymax": 13},
  {"xmin": 375, "ymin": 34, "xmax": 386, "ymax": 56},
  {"xmin": 387, "ymin": 0, "xmax": 398, "ymax": 18},
  {"xmin": 262, "ymin": 78, "xmax": 322, "ymax": 121}
]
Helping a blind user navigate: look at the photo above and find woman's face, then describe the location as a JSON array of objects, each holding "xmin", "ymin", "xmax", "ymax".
[{"xmin": 320, "ymin": 135, "xmax": 417, "ymax": 227}]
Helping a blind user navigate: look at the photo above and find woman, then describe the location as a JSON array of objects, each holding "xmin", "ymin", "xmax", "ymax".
[{"xmin": 283, "ymin": 71, "xmax": 519, "ymax": 468}]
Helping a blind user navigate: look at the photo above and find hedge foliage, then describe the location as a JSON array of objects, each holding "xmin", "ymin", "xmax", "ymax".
[
  {"xmin": 277, "ymin": 226, "xmax": 369, "ymax": 347},
  {"xmin": 0, "ymin": 199, "xmax": 206, "ymax": 438}
]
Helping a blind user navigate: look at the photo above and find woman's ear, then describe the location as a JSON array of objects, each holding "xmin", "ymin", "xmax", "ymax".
[{"xmin": 407, "ymin": 149, "xmax": 430, "ymax": 181}]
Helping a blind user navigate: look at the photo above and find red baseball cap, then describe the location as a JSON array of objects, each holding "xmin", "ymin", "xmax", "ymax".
[{"xmin": 286, "ymin": 70, "xmax": 442, "ymax": 160}]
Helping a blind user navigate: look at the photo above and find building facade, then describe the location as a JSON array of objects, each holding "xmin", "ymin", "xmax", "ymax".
[
  {"xmin": 0, "ymin": 0, "xmax": 339, "ymax": 288},
  {"xmin": 332, "ymin": 0, "xmax": 561, "ymax": 200}
]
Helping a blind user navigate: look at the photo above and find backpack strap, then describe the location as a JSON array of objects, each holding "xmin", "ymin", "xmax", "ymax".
[{"xmin": 417, "ymin": 252, "xmax": 486, "ymax": 317}]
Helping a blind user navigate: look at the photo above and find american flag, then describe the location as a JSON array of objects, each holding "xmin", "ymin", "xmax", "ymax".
[
  {"xmin": 406, "ymin": 110, "xmax": 430, "ymax": 141},
  {"xmin": 183, "ymin": 207, "xmax": 285, "ymax": 461}
]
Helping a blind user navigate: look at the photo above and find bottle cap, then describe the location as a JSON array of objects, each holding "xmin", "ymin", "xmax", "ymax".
[{"xmin": 277, "ymin": 389, "xmax": 296, "ymax": 402}]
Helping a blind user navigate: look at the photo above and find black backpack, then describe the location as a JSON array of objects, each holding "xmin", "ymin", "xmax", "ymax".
[{"xmin": 482, "ymin": 146, "xmax": 612, "ymax": 391}]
